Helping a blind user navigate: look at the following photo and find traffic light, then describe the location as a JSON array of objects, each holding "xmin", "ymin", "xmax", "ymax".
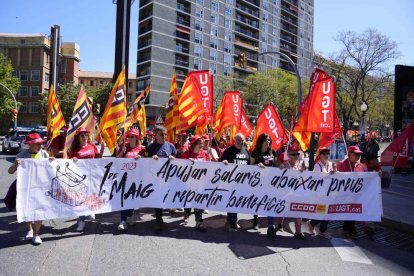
[
  {"xmin": 237, "ymin": 53, "xmax": 247, "ymax": 68},
  {"xmin": 11, "ymin": 108, "xmax": 17, "ymax": 120}
]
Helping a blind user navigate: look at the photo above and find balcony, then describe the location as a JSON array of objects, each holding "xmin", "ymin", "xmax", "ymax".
[
  {"xmin": 177, "ymin": 3, "xmax": 191, "ymax": 14},
  {"xmin": 138, "ymin": 38, "xmax": 152, "ymax": 49},
  {"xmin": 281, "ymin": 23, "xmax": 298, "ymax": 35},
  {"xmin": 235, "ymin": 3, "xmax": 259, "ymax": 17},
  {"xmin": 139, "ymin": 0, "xmax": 152, "ymax": 8},
  {"xmin": 176, "ymin": 44, "xmax": 189, "ymax": 54},
  {"xmin": 176, "ymin": 17, "xmax": 190, "ymax": 27},
  {"xmin": 281, "ymin": 14, "xmax": 298, "ymax": 26},
  {"xmin": 176, "ymin": 30, "xmax": 190, "ymax": 41},
  {"xmin": 234, "ymin": 38, "xmax": 259, "ymax": 51},
  {"xmin": 137, "ymin": 53, "xmax": 151, "ymax": 63},
  {"xmin": 239, "ymin": 0, "xmax": 260, "ymax": 7},
  {"xmin": 280, "ymin": 32, "xmax": 298, "ymax": 45},
  {"xmin": 235, "ymin": 14, "xmax": 259, "ymax": 28},
  {"xmin": 175, "ymin": 59, "xmax": 189, "ymax": 67},
  {"xmin": 139, "ymin": 19, "xmax": 152, "ymax": 35},
  {"xmin": 235, "ymin": 25, "xmax": 259, "ymax": 40}
]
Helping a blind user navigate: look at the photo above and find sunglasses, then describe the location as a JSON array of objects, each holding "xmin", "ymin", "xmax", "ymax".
[
  {"xmin": 289, "ymin": 153, "xmax": 300, "ymax": 156},
  {"xmin": 320, "ymin": 152, "xmax": 330, "ymax": 155},
  {"xmin": 128, "ymin": 136, "xmax": 137, "ymax": 139},
  {"xmin": 159, "ymin": 133, "xmax": 167, "ymax": 136}
]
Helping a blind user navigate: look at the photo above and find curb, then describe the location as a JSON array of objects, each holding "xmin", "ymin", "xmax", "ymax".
[{"xmin": 379, "ymin": 216, "xmax": 414, "ymax": 235}]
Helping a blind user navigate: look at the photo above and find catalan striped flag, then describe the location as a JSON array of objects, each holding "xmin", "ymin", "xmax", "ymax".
[
  {"xmin": 46, "ymin": 84, "xmax": 66, "ymax": 142},
  {"xmin": 64, "ymin": 86, "xmax": 95, "ymax": 158},
  {"xmin": 98, "ymin": 68, "xmax": 127, "ymax": 154},
  {"xmin": 165, "ymin": 73, "xmax": 179, "ymax": 142},
  {"xmin": 124, "ymin": 82, "xmax": 151, "ymax": 136},
  {"xmin": 176, "ymin": 71, "xmax": 206, "ymax": 133}
]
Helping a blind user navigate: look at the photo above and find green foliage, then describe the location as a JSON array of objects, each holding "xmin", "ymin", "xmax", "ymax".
[{"xmin": 0, "ymin": 53, "xmax": 20, "ymax": 116}]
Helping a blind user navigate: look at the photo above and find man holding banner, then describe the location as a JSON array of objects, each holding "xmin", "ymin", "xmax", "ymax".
[{"xmin": 220, "ymin": 133, "xmax": 250, "ymax": 232}]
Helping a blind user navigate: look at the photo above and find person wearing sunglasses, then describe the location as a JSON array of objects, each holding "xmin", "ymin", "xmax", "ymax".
[
  {"xmin": 307, "ymin": 147, "xmax": 336, "ymax": 239},
  {"xmin": 146, "ymin": 125, "xmax": 177, "ymax": 231},
  {"xmin": 336, "ymin": 145, "xmax": 367, "ymax": 239},
  {"xmin": 116, "ymin": 128, "xmax": 146, "ymax": 231},
  {"xmin": 279, "ymin": 146, "xmax": 307, "ymax": 240},
  {"xmin": 250, "ymin": 133, "xmax": 278, "ymax": 239},
  {"xmin": 69, "ymin": 127, "xmax": 105, "ymax": 232},
  {"xmin": 181, "ymin": 135, "xmax": 210, "ymax": 231}
]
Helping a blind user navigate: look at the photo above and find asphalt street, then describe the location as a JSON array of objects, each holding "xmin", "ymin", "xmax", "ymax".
[{"xmin": 0, "ymin": 149, "xmax": 413, "ymax": 275}]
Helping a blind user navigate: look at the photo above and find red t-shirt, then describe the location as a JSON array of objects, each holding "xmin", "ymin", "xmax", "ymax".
[
  {"xmin": 181, "ymin": 150, "xmax": 209, "ymax": 161},
  {"xmin": 123, "ymin": 145, "xmax": 146, "ymax": 158},
  {"xmin": 69, "ymin": 144, "xmax": 100, "ymax": 159},
  {"xmin": 337, "ymin": 158, "xmax": 367, "ymax": 172}
]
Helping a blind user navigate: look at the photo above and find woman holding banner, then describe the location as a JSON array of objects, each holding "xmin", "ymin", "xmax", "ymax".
[
  {"xmin": 279, "ymin": 146, "xmax": 307, "ymax": 240},
  {"xmin": 8, "ymin": 132, "xmax": 50, "ymax": 245},
  {"xmin": 116, "ymin": 128, "xmax": 146, "ymax": 231},
  {"xmin": 250, "ymin": 133, "xmax": 278, "ymax": 239},
  {"xmin": 181, "ymin": 135, "xmax": 209, "ymax": 231},
  {"xmin": 69, "ymin": 127, "xmax": 105, "ymax": 232},
  {"xmin": 307, "ymin": 147, "xmax": 336, "ymax": 239}
]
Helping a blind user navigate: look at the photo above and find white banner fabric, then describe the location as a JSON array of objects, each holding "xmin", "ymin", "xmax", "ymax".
[{"xmin": 16, "ymin": 158, "xmax": 382, "ymax": 222}]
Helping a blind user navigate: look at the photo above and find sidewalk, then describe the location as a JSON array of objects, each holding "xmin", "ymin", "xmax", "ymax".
[{"xmin": 380, "ymin": 174, "xmax": 414, "ymax": 234}]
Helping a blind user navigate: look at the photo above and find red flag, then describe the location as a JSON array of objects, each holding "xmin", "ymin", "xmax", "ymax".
[
  {"xmin": 381, "ymin": 123, "xmax": 414, "ymax": 168},
  {"xmin": 316, "ymin": 112, "xmax": 342, "ymax": 153},
  {"xmin": 240, "ymin": 108, "xmax": 253, "ymax": 138},
  {"xmin": 213, "ymin": 91, "xmax": 242, "ymax": 134},
  {"xmin": 176, "ymin": 71, "xmax": 211, "ymax": 132},
  {"xmin": 252, "ymin": 103, "xmax": 288, "ymax": 152},
  {"xmin": 197, "ymin": 70, "xmax": 214, "ymax": 123},
  {"xmin": 293, "ymin": 68, "xmax": 336, "ymax": 133}
]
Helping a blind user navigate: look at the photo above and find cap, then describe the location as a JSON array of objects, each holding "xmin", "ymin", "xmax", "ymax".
[
  {"xmin": 287, "ymin": 146, "xmax": 300, "ymax": 153},
  {"xmin": 127, "ymin": 129, "xmax": 141, "ymax": 139},
  {"xmin": 319, "ymin": 146, "xmax": 330, "ymax": 152},
  {"xmin": 202, "ymin": 134, "xmax": 211, "ymax": 141},
  {"xmin": 147, "ymin": 130, "xmax": 154, "ymax": 136},
  {"xmin": 75, "ymin": 127, "xmax": 90, "ymax": 137},
  {"xmin": 24, "ymin": 133, "xmax": 46, "ymax": 145},
  {"xmin": 348, "ymin": 146, "xmax": 363, "ymax": 154},
  {"xmin": 190, "ymin": 135, "xmax": 202, "ymax": 144},
  {"xmin": 179, "ymin": 131, "xmax": 188, "ymax": 137}
]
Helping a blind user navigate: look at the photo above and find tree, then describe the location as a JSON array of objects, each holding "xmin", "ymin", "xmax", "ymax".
[
  {"xmin": 0, "ymin": 53, "xmax": 20, "ymax": 121},
  {"xmin": 316, "ymin": 29, "xmax": 399, "ymax": 135},
  {"xmin": 88, "ymin": 83, "xmax": 113, "ymax": 117}
]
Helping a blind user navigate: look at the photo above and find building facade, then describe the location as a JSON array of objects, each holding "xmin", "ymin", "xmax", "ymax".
[
  {"xmin": 0, "ymin": 33, "xmax": 80, "ymax": 127},
  {"xmin": 137, "ymin": 0, "xmax": 314, "ymax": 117}
]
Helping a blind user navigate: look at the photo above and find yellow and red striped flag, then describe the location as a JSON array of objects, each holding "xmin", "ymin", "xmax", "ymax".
[
  {"xmin": 98, "ymin": 68, "xmax": 127, "ymax": 154},
  {"xmin": 124, "ymin": 82, "xmax": 151, "ymax": 136},
  {"xmin": 64, "ymin": 86, "xmax": 95, "ymax": 158},
  {"xmin": 46, "ymin": 84, "xmax": 66, "ymax": 141},
  {"xmin": 176, "ymin": 71, "xmax": 208, "ymax": 133},
  {"xmin": 165, "ymin": 73, "xmax": 179, "ymax": 142}
]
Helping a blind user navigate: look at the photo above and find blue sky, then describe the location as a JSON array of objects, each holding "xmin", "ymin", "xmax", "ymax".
[{"xmin": 1, "ymin": 0, "xmax": 413, "ymax": 73}]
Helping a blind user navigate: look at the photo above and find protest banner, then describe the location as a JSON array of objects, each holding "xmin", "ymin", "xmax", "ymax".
[{"xmin": 17, "ymin": 158, "xmax": 382, "ymax": 222}]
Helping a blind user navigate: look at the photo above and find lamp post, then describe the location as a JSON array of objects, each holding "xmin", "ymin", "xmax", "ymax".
[
  {"xmin": 0, "ymin": 82, "xmax": 18, "ymax": 129},
  {"xmin": 360, "ymin": 101, "xmax": 368, "ymax": 135},
  {"xmin": 353, "ymin": 121, "xmax": 359, "ymax": 145},
  {"xmin": 385, "ymin": 123, "xmax": 390, "ymax": 140}
]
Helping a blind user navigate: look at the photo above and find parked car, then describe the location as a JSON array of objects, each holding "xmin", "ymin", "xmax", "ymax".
[{"xmin": 2, "ymin": 128, "xmax": 32, "ymax": 154}]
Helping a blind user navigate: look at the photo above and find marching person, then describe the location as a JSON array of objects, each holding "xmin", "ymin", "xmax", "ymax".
[
  {"xmin": 307, "ymin": 147, "xmax": 336, "ymax": 239},
  {"xmin": 8, "ymin": 132, "xmax": 50, "ymax": 245},
  {"xmin": 146, "ymin": 125, "xmax": 177, "ymax": 231},
  {"xmin": 250, "ymin": 133, "xmax": 278, "ymax": 239},
  {"xmin": 181, "ymin": 135, "xmax": 209, "ymax": 231},
  {"xmin": 279, "ymin": 146, "xmax": 307, "ymax": 240},
  {"xmin": 336, "ymin": 145, "xmax": 367, "ymax": 238},
  {"xmin": 142, "ymin": 130, "xmax": 154, "ymax": 147},
  {"xmin": 116, "ymin": 128, "xmax": 146, "ymax": 231},
  {"xmin": 220, "ymin": 133, "xmax": 250, "ymax": 232},
  {"xmin": 174, "ymin": 131, "xmax": 189, "ymax": 158},
  {"xmin": 48, "ymin": 125, "xmax": 67, "ymax": 158},
  {"xmin": 202, "ymin": 134, "xmax": 219, "ymax": 162},
  {"xmin": 69, "ymin": 127, "xmax": 105, "ymax": 232}
]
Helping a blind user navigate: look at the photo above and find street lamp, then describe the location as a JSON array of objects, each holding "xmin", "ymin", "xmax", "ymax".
[
  {"xmin": 353, "ymin": 121, "xmax": 359, "ymax": 144},
  {"xmin": 385, "ymin": 123, "xmax": 390, "ymax": 140}
]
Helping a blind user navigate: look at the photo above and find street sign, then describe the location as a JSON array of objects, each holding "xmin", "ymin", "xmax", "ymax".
[{"xmin": 156, "ymin": 115, "xmax": 164, "ymax": 125}]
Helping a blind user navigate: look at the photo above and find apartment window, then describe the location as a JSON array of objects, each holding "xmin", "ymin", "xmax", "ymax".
[
  {"xmin": 226, "ymin": 0, "xmax": 233, "ymax": 5},
  {"xmin": 261, "ymin": 44, "xmax": 268, "ymax": 52},
  {"xmin": 19, "ymin": 102, "xmax": 27, "ymax": 113},
  {"xmin": 210, "ymin": 25, "xmax": 218, "ymax": 36},
  {"xmin": 194, "ymin": 45, "xmax": 203, "ymax": 57},
  {"xmin": 209, "ymin": 38, "xmax": 218, "ymax": 49},
  {"xmin": 263, "ymin": 12, "xmax": 268, "ymax": 22},
  {"xmin": 31, "ymin": 70, "xmax": 40, "ymax": 81},
  {"xmin": 30, "ymin": 102, "xmax": 40, "ymax": 113},
  {"xmin": 209, "ymin": 50, "xmax": 217, "ymax": 61},
  {"xmin": 272, "ymin": 18, "xmax": 278, "ymax": 27},
  {"xmin": 224, "ymin": 66, "xmax": 231, "ymax": 76},
  {"xmin": 12, "ymin": 70, "xmax": 17, "ymax": 77},
  {"xmin": 272, "ymin": 38, "xmax": 278, "ymax": 47},
  {"xmin": 30, "ymin": 87, "xmax": 39, "ymax": 97},
  {"xmin": 90, "ymin": 80, "xmax": 94, "ymax": 86},
  {"xmin": 19, "ymin": 87, "xmax": 28, "ymax": 97},
  {"xmin": 196, "ymin": 7, "xmax": 203, "ymax": 18},
  {"xmin": 261, "ymin": 23, "xmax": 268, "ymax": 33},
  {"xmin": 273, "ymin": 26, "xmax": 278, "ymax": 36},
  {"xmin": 225, "ymin": 19, "xmax": 232, "ymax": 29},
  {"xmin": 196, "ymin": 0, "xmax": 204, "ymax": 5},
  {"xmin": 60, "ymin": 59, "xmax": 67, "ymax": 73},
  {"xmin": 225, "ymin": 7, "xmax": 232, "ymax": 17},
  {"xmin": 209, "ymin": 62, "xmax": 217, "ymax": 74},
  {"xmin": 195, "ymin": 32, "xmax": 203, "ymax": 44},
  {"xmin": 195, "ymin": 19, "xmax": 203, "ymax": 31},
  {"xmin": 211, "ymin": 1, "xmax": 218, "ymax": 12},
  {"xmin": 20, "ymin": 71, "xmax": 28, "ymax": 81},
  {"xmin": 224, "ymin": 53, "xmax": 231, "ymax": 65},
  {"xmin": 80, "ymin": 80, "xmax": 84, "ymax": 84},
  {"xmin": 210, "ymin": 14, "xmax": 218, "ymax": 24},
  {"xmin": 194, "ymin": 58, "xmax": 202, "ymax": 70},
  {"xmin": 272, "ymin": 59, "xmax": 278, "ymax": 67},
  {"xmin": 263, "ymin": 0, "xmax": 269, "ymax": 11},
  {"xmin": 224, "ymin": 42, "xmax": 231, "ymax": 53},
  {"xmin": 273, "ymin": 6, "xmax": 278, "ymax": 15},
  {"xmin": 45, "ymin": 73, "xmax": 49, "ymax": 82},
  {"xmin": 127, "ymin": 94, "xmax": 132, "ymax": 102},
  {"xmin": 129, "ymin": 82, "xmax": 133, "ymax": 88},
  {"xmin": 224, "ymin": 30, "xmax": 232, "ymax": 41}
]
